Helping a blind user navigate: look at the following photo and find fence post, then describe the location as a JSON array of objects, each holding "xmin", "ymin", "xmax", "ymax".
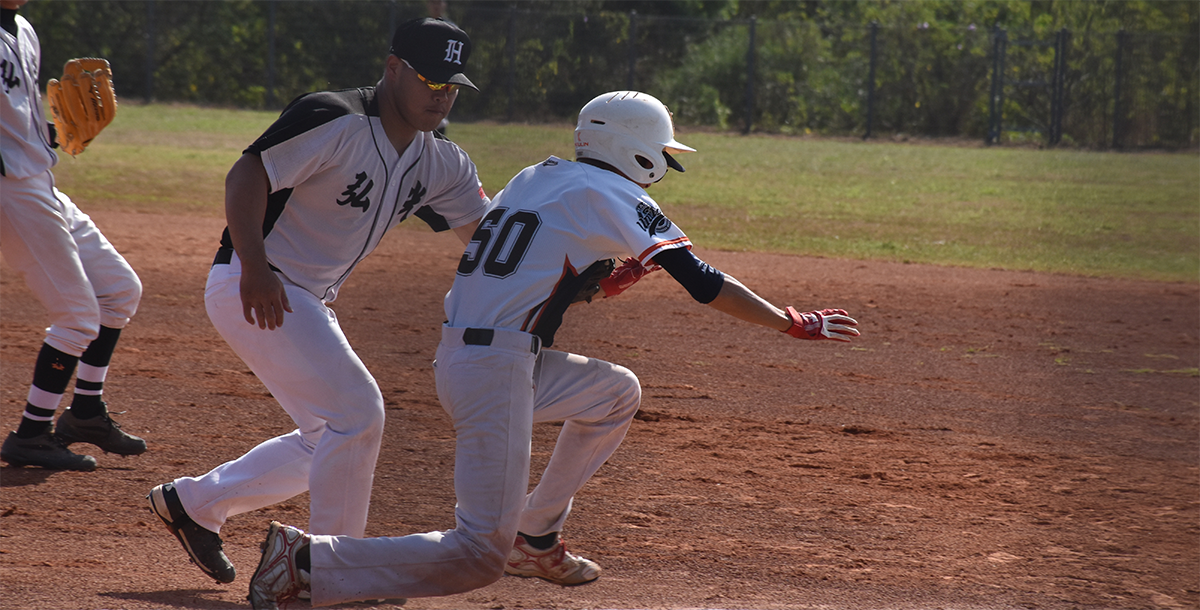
[
  {"xmin": 143, "ymin": 0, "xmax": 155, "ymax": 103},
  {"xmin": 743, "ymin": 17, "xmax": 756, "ymax": 135},
  {"xmin": 1112, "ymin": 29, "xmax": 1126, "ymax": 149},
  {"xmin": 1049, "ymin": 28, "xmax": 1067, "ymax": 145},
  {"xmin": 987, "ymin": 25, "xmax": 1007, "ymax": 145},
  {"xmin": 627, "ymin": 11, "xmax": 638, "ymax": 90},
  {"xmin": 506, "ymin": 7, "xmax": 516, "ymax": 122},
  {"xmin": 864, "ymin": 21, "xmax": 878, "ymax": 140},
  {"xmin": 266, "ymin": 0, "xmax": 276, "ymax": 108}
]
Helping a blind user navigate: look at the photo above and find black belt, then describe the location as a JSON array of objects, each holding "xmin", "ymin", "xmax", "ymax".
[
  {"xmin": 462, "ymin": 327, "xmax": 540, "ymax": 354},
  {"xmin": 213, "ymin": 248, "xmax": 280, "ymax": 272}
]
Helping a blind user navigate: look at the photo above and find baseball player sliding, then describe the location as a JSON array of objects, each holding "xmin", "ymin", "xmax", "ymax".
[
  {"xmin": 147, "ymin": 18, "xmax": 489, "ymax": 587},
  {"xmin": 1, "ymin": 0, "xmax": 145, "ymax": 472},
  {"xmin": 246, "ymin": 90, "xmax": 860, "ymax": 608}
]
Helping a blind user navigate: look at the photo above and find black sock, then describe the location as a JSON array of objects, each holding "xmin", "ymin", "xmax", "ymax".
[
  {"xmin": 16, "ymin": 344, "xmax": 79, "ymax": 438},
  {"xmin": 297, "ymin": 544, "xmax": 311, "ymax": 572},
  {"xmin": 69, "ymin": 326, "xmax": 122, "ymax": 419},
  {"xmin": 15, "ymin": 414, "xmax": 53, "ymax": 439},
  {"xmin": 68, "ymin": 393, "xmax": 105, "ymax": 419},
  {"xmin": 520, "ymin": 531, "xmax": 559, "ymax": 550}
]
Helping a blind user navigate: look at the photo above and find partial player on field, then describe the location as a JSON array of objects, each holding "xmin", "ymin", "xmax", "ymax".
[
  {"xmin": 1, "ymin": 0, "xmax": 145, "ymax": 472},
  {"xmin": 246, "ymin": 90, "xmax": 860, "ymax": 609}
]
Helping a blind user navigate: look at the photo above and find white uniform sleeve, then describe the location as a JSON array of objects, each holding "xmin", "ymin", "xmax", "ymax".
[
  {"xmin": 258, "ymin": 119, "xmax": 353, "ymax": 193},
  {"xmin": 592, "ymin": 182, "xmax": 691, "ymax": 266},
  {"xmin": 417, "ymin": 136, "xmax": 490, "ymax": 230},
  {"xmin": 1, "ymin": 15, "xmax": 57, "ymax": 178}
]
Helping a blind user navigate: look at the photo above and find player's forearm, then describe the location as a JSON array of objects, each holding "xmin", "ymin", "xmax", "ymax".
[
  {"xmin": 224, "ymin": 153, "xmax": 272, "ymax": 270},
  {"xmin": 706, "ymin": 275, "xmax": 790, "ymax": 331},
  {"xmin": 452, "ymin": 219, "xmax": 481, "ymax": 246}
]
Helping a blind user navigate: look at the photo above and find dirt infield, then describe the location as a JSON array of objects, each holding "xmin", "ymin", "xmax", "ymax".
[{"xmin": 2, "ymin": 210, "xmax": 1197, "ymax": 610}]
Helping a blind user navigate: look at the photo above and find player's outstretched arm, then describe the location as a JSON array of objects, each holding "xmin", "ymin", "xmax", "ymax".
[
  {"xmin": 706, "ymin": 275, "xmax": 860, "ymax": 342},
  {"xmin": 651, "ymin": 248, "xmax": 858, "ymax": 341},
  {"xmin": 705, "ymin": 275, "xmax": 790, "ymax": 330},
  {"xmin": 225, "ymin": 153, "xmax": 291, "ymax": 330}
]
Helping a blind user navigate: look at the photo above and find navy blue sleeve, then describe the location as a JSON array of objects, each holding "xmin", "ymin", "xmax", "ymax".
[{"xmin": 653, "ymin": 248, "xmax": 725, "ymax": 304}]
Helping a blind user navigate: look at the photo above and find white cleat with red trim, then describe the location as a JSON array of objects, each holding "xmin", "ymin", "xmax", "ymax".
[
  {"xmin": 248, "ymin": 521, "xmax": 310, "ymax": 610},
  {"xmin": 504, "ymin": 534, "xmax": 601, "ymax": 586}
]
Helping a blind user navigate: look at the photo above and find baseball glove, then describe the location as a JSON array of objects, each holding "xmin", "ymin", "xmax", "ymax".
[
  {"xmin": 572, "ymin": 258, "xmax": 616, "ymax": 304},
  {"xmin": 46, "ymin": 58, "xmax": 117, "ymax": 156},
  {"xmin": 598, "ymin": 257, "xmax": 661, "ymax": 298}
]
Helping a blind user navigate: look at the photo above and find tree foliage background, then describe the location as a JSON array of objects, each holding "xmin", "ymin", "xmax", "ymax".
[{"xmin": 21, "ymin": 0, "xmax": 1199, "ymax": 148}]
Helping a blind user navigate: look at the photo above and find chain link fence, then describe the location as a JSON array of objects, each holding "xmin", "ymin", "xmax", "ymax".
[{"xmin": 22, "ymin": 0, "xmax": 1198, "ymax": 149}]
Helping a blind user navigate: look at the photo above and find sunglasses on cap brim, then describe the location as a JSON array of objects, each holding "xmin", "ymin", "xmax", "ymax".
[{"xmin": 401, "ymin": 59, "xmax": 459, "ymax": 93}]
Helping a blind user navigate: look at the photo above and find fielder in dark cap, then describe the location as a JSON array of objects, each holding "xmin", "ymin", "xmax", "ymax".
[
  {"xmin": 391, "ymin": 17, "xmax": 475, "ymax": 135},
  {"xmin": 391, "ymin": 17, "xmax": 476, "ymax": 90},
  {"xmin": 147, "ymin": 17, "xmax": 492, "ymax": 588}
]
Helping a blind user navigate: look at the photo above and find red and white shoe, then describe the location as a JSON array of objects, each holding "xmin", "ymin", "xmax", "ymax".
[
  {"xmin": 248, "ymin": 521, "xmax": 310, "ymax": 609},
  {"xmin": 504, "ymin": 534, "xmax": 601, "ymax": 586}
]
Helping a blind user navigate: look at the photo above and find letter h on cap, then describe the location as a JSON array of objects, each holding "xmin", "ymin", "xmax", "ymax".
[{"xmin": 444, "ymin": 40, "xmax": 465, "ymax": 64}]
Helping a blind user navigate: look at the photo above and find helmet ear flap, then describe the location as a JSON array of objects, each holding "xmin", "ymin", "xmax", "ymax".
[{"xmin": 663, "ymin": 150, "xmax": 686, "ymax": 173}]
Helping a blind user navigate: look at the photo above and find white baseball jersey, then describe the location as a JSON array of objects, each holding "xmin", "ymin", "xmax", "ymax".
[
  {"xmin": 228, "ymin": 87, "xmax": 490, "ymax": 302},
  {"xmin": 444, "ymin": 156, "xmax": 690, "ymax": 346},
  {"xmin": 1, "ymin": 11, "xmax": 57, "ymax": 179}
]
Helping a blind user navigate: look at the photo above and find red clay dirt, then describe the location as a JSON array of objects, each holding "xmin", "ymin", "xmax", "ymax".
[{"xmin": 1, "ymin": 210, "xmax": 1197, "ymax": 610}]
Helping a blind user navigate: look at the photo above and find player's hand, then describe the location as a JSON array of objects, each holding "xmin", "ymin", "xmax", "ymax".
[
  {"xmin": 239, "ymin": 264, "xmax": 292, "ymax": 330},
  {"xmin": 783, "ymin": 307, "xmax": 860, "ymax": 342}
]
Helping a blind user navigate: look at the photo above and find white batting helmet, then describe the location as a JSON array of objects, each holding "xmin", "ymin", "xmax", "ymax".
[{"xmin": 574, "ymin": 91, "xmax": 695, "ymax": 184}]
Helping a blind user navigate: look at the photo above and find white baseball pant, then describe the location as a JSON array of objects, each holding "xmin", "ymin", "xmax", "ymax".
[
  {"xmin": 0, "ymin": 171, "xmax": 141, "ymax": 356},
  {"xmin": 172, "ymin": 250, "xmax": 384, "ymax": 538},
  {"xmin": 307, "ymin": 325, "xmax": 640, "ymax": 605}
]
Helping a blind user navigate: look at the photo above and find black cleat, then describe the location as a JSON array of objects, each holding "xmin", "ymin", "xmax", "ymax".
[
  {"xmin": 148, "ymin": 482, "xmax": 236, "ymax": 583},
  {"xmin": 56, "ymin": 405, "xmax": 147, "ymax": 456},
  {"xmin": 1, "ymin": 430, "xmax": 97, "ymax": 471}
]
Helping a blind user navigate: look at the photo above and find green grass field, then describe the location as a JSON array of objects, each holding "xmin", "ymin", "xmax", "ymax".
[{"xmin": 51, "ymin": 104, "xmax": 1199, "ymax": 283}]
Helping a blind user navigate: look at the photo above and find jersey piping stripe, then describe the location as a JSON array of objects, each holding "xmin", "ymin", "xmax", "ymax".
[
  {"xmin": 326, "ymin": 107, "xmax": 422, "ymax": 297},
  {"xmin": 3, "ymin": 30, "xmax": 56, "ymax": 159},
  {"xmin": 520, "ymin": 256, "xmax": 583, "ymax": 347},
  {"xmin": 638, "ymin": 236, "xmax": 691, "ymax": 264},
  {"xmin": 520, "ymin": 304, "xmax": 541, "ymax": 335},
  {"xmin": 521, "ymin": 257, "xmax": 578, "ymax": 333}
]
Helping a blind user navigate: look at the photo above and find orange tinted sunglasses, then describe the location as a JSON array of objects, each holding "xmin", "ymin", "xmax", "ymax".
[{"xmin": 402, "ymin": 59, "xmax": 459, "ymax": 93}]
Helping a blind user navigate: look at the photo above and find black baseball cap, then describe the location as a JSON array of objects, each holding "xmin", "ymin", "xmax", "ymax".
[{"xmin": 390, "ymin": 18, "xmax": 477, "ymax": 91}]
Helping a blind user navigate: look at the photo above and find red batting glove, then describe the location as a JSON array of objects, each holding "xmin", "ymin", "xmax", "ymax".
[
  {"xmin": 784, "ymin": 307, "xmax": 860, "ymax": 342},
  {"xmin": 599, "ymin": 257, "xmax": 661, "ymax": 298}
]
